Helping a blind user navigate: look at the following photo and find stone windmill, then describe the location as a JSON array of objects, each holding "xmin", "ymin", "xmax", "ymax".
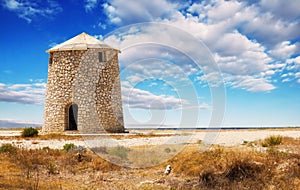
[{"xmin": 42, "ymin": 32, "xmax": 124, "ymax": 133}]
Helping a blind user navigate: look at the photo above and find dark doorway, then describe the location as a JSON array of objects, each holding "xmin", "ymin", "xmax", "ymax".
[{"xmin": 68, "ymin": 104, "xmax": 78, "ymax": 130}]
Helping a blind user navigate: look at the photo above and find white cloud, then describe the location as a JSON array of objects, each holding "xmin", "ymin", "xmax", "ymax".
[
  {"xmin": 241, "ymin": 11, "xmax": 299, "ymax": 47},
  {"xmin": 122, "ymin": 86, "xmax": 188, "ymax": 110},
  {"xmin": 1, "ymin": 0, "xmax": 62, "ymax": 23},
  {"xmin": 229, "ymin": 75, "xmax": 275, "ymax": 92},
  {"xmin": 0, "ymin": 82, "xmax": 46, "ymax": 104},
  {"xmin": 260, "ymin": 0, "xmax": 300, "ymax": 21},
  {"xmin": 187, "ymin": 2, "xmax": 205, "ymax": 17},
  {"xmin": 264, "ymin": 70, "xmax": 275, "ymax": 76},
  {"xmin": 196, "ymin": 71, "xmax": 223, "ymax": 87},
  {"xmin": 84, "ymin": 0, "xmax": 98, "ymax": 12},
  {"xmin": 287, "ymin": 56, "xmax": 300, "ymax": 65},
  {"xmin": 282, "ymin": 78, "xmax": 291, "ymax": 83},
  {"xmin": 4, "ymin": 0, "xmax": 20, "ymax": 10},
  {"xmin": 269, "ymin": 41, "xmax": 297, "ymax": 59},
  {"xmin": 204, "ymin": 1, "xmax": 300, "ymax": 48},
  {"xmin": 214, "ymin": 31, "xmax": 260, "ymax": 56},
  {"xmin": 297, "ymin": 79, "xmax": 300, "ymax": 84},
  {"xmin": 120, "ymin": 57, "xmax": 194, "ymax": 91},
  {"xmin": 215, "ymin": 51, "xmax": 270, "ymax": 75},
  {"xmin": 103, "ymin": 0, "xmax": 178, "ymax": 24},
  {"xmin": 101, "ymin": 0, "xmax": 300, "ymax": 92},
  {"xmin": 206, "ymin": 0, "xmax": 243, "ymax": 22},
  {"xmin": 268, "ymin": 63, "xmax": 286, "ymax": 69}
]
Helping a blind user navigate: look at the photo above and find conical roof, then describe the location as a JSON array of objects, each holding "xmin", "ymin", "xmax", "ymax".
[{"xmin": 47, "ymin": 32, "xmax": 119, "ymax": 53}]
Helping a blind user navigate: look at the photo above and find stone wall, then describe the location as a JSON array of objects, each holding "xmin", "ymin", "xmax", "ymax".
[{"xmin": 42, "ymin": 49, "xmax": 124, "ymax": 133}]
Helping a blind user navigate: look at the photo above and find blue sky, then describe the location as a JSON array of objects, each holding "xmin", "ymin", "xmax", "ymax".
[{"xmin": 0, "ymin": 0, "xmax": 299, "ymax": 128}]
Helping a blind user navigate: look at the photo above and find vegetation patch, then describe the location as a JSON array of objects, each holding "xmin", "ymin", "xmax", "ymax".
[
  {"xmin": 62, "ymin": 143, "xmax": 76, "ymax": 152},
  {"xmin": 261, "ymin": 135, "xmax": 283, "ymax": 147},
  {"xmin": 21, "ymin": 127, "xmax": 39, "ymax": 138},
  {"xmin": 0, "ymin": 136, "xmax": 299, "ymax": 189},
  {"xmin": 108, "ymin": 146, "xmax": 131, "ymax": 159},
  {"xmin": 0, "ymin": 143, "xmax": 18, "ymax": 153},
  {"xmin": 225, "ymin": 159, "xmax": 262, "ymax": 181}
]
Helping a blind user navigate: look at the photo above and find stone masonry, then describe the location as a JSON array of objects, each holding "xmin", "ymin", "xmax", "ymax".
[{"xmin": 42, "ymin": 33, "xmax": 124, "ymax": 133}]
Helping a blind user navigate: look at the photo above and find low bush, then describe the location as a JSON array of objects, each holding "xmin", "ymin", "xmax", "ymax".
[
  {"xmin": 0, "ymin": 143, "xmax": 18, "ymax": 153},
  {"xmin": 261, "ymin": 135, "xmax": 282, "ymax": 147},
  {"xmin": 63, "ymin": 143, "xmax": 76, "ymax": 152},
  {"xmin": 225, "ymin": 159, "xmax": 262, "ymax": 181},
  {"xmin": 21, "ymin": 127, "xmax": 38, "ymax": 137}
]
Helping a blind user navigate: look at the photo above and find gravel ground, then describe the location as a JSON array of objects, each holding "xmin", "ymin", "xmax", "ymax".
[{"xmin": 0, "ymin": 129, "xmax": 299, "ymax": 149}]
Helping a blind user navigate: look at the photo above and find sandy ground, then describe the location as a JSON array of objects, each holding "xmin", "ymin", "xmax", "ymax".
[{"xmin": 0, "ymin": 129, "xmax": 299, "ymax": 149}]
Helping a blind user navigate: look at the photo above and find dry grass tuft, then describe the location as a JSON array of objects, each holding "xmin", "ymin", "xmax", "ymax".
[{"xmin": 261, "ymin": 135, "xmax": 283, "ymax": 147}]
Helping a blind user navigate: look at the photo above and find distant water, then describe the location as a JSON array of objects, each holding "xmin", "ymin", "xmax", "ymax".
[
  {"xmin": 0, "ymin": 121, "xmax": 296, "ymax": 130},
  {"xmin": 125, "ymin": 125, "xmax": 298, "ymax": 130}
]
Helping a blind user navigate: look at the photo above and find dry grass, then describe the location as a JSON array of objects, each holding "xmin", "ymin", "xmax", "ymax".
[
  {"xmin": 39, "ymin": 133, "xmax": 83, "ymax": 140},
  {"xmin": 167, "ymin": 143, "xmax": 300, "ymax": 190},
  {"xmin": 0, "ymin": 132, "xmax": 83, "ymax": 140},
  {"xmin": 0, "ymin": 146, "xmax": 121, "ymax": 189},
  {"xmin": 0, "ymin": 130, "xmax": 174, "ymax": 140},
  {"xmin": 0, "ymin": 137, "xmax": 299, "ymax": 189}
]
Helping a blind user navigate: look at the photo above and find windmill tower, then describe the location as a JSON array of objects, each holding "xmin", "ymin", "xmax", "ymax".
[{"xmin": 42, "ymin": 32, "xmax": 124, "ymax": 133}]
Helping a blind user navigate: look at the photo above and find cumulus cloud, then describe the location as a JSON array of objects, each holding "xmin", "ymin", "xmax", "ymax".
[
  {"xmin": 0, "ymin": 82, "xmax": 46, "ymax": 104},
  {"xmin": 206, "ymin": 0, "xmax": 243, "ymax": 22},
  {"xmin": 241, "ymin": 13, "xmax": 299, "ymax": 47},
  {"xmin": 287, "ymin": 56, "xmax": 300, "ymax": 65},
  {"xmin": 101, "ymin": 0, "xmax": 300, "ymax": 91},
  {"xmin": 122, "ymin": 86, "xmax": 188, "ymax": 110},
  {"xmin": 269, "ymin": 41, "xmax": 298, "ymax": 59},
  {"xmin": 1, "ymin": 0, "xmax": 62, "ymax": 23},
  {"xmin": 259, "ymin": 0, "xmax": 300, "ymax": 21}
]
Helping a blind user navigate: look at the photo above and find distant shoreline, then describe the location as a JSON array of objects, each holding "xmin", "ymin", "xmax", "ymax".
[
  {"xmin": 0, "ymin": 126, "xmax": 299, "ymax": 131},
  {"xmin": 127, "ymin": 126, "xmax": 300, "ymax": 130}
]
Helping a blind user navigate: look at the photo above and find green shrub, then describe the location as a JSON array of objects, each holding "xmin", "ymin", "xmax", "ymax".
[
  {"xmin": 0, "ymin": 143, "xmax": 18, "ymax": 153},
  {"xmin": 21, "ymin": 127, "xmax": 38, "ymax": 137},
  {"xmin": 261, "ymin": 135, "xmax": 283, "ymax": 147},
  {"xmin": 63, "ymin": 143, "xmax": 76, "ymax": 152}
]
